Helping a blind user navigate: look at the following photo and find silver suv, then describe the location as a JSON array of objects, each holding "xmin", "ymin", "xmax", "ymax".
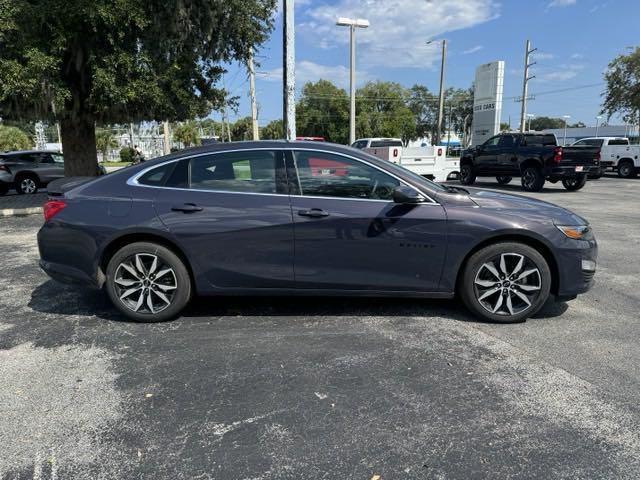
[{"xmin": 0, "ymin": 150, "xmax": 65, "ymax": 195}]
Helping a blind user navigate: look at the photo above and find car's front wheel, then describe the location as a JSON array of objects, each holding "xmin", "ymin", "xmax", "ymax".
[
  {"xmin": 460, "ymin": 242, "xmax": 551, "ymax": 323},
  {"xmin": 105, "ymin": 242, "xmax": 192, "ymax": 322},
  {"xmin": 460, "ymin": 163, "xmax": 476, "ymax": 185}
]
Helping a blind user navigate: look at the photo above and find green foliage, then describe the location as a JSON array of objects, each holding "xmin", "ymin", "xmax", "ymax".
[
  {"xmin": 230, "ymin": 117, "xmax": 253, "ymax": 141},
  {"xmin": 95, "ymin": 130, "xmax": 118, "ymax": 159},
  {"xmin": 0, "ymin": 125, "xmax": 32, "ymax": 151},
  {"xmin": 0, "ymin": 0, "xmax": 277, "ymax": 174},
  {"xmin": 500, "ymin": 122, "xmax": 511, "ymax": 132},
  {"xmin": 602, "ymin": 47, "xmax": 640, "ymax": 124},
  {"xmin": 261, "ymin": 119, "xmax": 283, "ymax": 140},
  {"xmin": 407, "ymin": 85, "xmax": 437, "ymax": 139},
  {"xmin": 356, "ymin": 81, "xmax": 415, "ymax": 144},
  {"xmin": 173, "ymin": 122, "xmax": 200, "ymax": 147},
  {"xmin": 119, "ymin": 147, "xmax": 135, "ymax": 163},
  {"xmin": 296, "ymin": 80, "xmax": 349, "ymax": 144},
  {"xmin": 528, "ymin": 116, "xmax": 566, "ymax": 130}
]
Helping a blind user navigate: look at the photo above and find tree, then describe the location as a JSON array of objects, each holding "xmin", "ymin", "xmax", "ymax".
[
  {"xmin": 602, "ymin": 47, "xmax": 640, "ymax": 125},
  {"xmin": 230, "ymin": 116, "xmax": 253, "ymax": 141},
  {"xmin": 0, "ymin": 0, "xmax": 276, "ymax": 176},
  {"xmin": 95, "ymin": 130, "xmax": 118, "ymax": 161},
  {"xmin": 445, "ymin": 87, "xmax": 474, "ymax": 141},
  {"xmin": 0, "ymin": 125, "xmax": 32, "ymax": 151},
  {"xmin": 356, "ymin": 81, "xmax": 415, "ymax": 144},
  {"xmin": 407, "ymin": 85, "xmax": 438, "ymax": 140},
  {"xmin": 296, "ymin": 80, "xmax": 349, "ymax": 143},
  {"xmin": 528, "ymin": 116, "xmax": 566, "ymax": 131},
  {"xmin": 569, "ymin": 121, "xmax": 586, "ymax": 128},
  {"xmin": 173, "ymin": 122, "xmax": 200, "ymax": 148},
  {"xmin": 500, "ymin": 122, "xmax": 511, "ymax": 132},
  {"xmin": 261, "ymin": 119, "xmax": 283, "ymax": 140}
]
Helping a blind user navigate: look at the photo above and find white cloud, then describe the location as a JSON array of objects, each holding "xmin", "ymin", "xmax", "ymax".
[
  {"xmin": 462, "ymin": 45, "xmax": 483, "ymax": 55},
  {"xmin": 258, "ymin": 60, "xmax": 371, "ymax": 89},
  {"xmin": 299, "ymin": 0, "xmax": 500, "ymax": 68},
  {"xmin": 548, "ymin": 0, "xmax": 577, "ymax": 7},
  {"xmin": 533, "ymin": 52, "xmax": 555, "ymax": 60},
  {"xmin": 536, "ymin": 63, "xmax": 585, "ymax": 82},
  {"xmin": 570, "ymin": 53, "xmax": 584, "ymax": 59}
]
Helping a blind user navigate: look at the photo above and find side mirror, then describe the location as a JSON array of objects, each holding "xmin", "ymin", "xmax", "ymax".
[{"xmin": 392, "ymin": 185, "xmax": 424, "ymax": 204}]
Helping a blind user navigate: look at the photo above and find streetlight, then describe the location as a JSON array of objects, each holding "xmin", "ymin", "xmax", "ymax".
[
  {"xmin": 595, "ymin": 115, "xmax": 602, "ymax": 138},
  {"xmin": 427, "ymin": 39, "xmax": 447, "ymax": 146},
  {"xmin": 562, "ymin": 115, "xmax": 571, "ymax": 146},
  {"xmin": 336, "ymin": 17, "xmax": 369, "ymax": 145},
  {"xmin": 526, "ymin": 113, "xmax": 535, "ymax": 131}
]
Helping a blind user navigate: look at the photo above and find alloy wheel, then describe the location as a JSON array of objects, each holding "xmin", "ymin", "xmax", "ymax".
[
  {"xmin": 473, "ymin": 252, "xmax": 542, "ymax": 316},
  {"xmin": 113, "ymin": 253, "xmax": 178, "ymax": 314},
  {"xmin": 522, "ymin": 170, "xmax": 536, "ymax": 189},
  {"xmin": 21, "ymin": 178, "xmax": 37, "ymax": 194}
]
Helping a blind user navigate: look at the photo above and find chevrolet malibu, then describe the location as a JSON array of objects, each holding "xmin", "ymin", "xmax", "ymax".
[{"xmin": 38, "ymin": 141, "xmax": 597, "ymax": 323}]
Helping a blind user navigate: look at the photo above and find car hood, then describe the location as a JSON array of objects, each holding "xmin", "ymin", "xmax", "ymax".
[{"xmin": 465, "ymin": 188, "xmax": 588, "ymax": 225}]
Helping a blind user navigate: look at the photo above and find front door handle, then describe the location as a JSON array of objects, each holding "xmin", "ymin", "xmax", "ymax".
[
  {"xmin": 298, "ymin": 208, "xmax": 330, "ymax": 218},
  {"xmin": 171, "ymin": 203, "xmax": 203, "ymax": 213}
]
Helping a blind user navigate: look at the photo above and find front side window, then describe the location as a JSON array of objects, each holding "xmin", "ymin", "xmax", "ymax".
[
  {"xmin": 190, "ymin": 150, "xmax": 282, "ymax": 194},
  {"xmin": 484, "ymin": 136, "xmax": 501, "ymax": 147},
  {"xmin": 292, "ymin": 151, "xmax": 400, "ymax": 201},
  {"xmin": 51, "ymin": 153, "xmax": 64, "ymax": 164},
  {"xmin": 498, "ymin": 135, "xmax": 515, "ymax": 148}
]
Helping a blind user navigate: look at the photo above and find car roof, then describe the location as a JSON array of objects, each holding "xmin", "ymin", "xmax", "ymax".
[{"xmin": 0, "ymin": 150, "xmax": 61, "ymax": 155}]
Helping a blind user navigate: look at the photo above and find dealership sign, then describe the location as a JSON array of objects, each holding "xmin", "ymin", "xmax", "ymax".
[{"xmin": 471, "ymin": 61, "xmax": 504, "ymax": 146}]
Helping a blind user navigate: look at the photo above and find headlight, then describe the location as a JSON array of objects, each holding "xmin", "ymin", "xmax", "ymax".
[{"xmin": 555, "ymin": 224, "xmax": 591, "ymax": 240}]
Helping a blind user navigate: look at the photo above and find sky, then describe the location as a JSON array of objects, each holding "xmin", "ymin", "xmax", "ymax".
[{"xmin": 220, "ymin": 0, "xmax": 639, "ymax": 129}]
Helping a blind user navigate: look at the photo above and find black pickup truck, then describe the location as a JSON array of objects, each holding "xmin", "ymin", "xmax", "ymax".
[{"xmin": 459, "ymin": 133, "xmax": 601, "ymax": 192}]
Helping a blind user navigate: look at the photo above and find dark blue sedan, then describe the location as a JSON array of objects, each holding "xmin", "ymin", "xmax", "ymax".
[{"xmin": 38, "ymin": 141, "xmax": 597, "ymax": 323}]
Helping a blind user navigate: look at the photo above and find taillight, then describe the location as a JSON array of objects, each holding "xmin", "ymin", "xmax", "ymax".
[
  {"xmin": 0, "ymin": 164, "xmax": 10, "ymax": 173},
  {"xmin": 393, "ymin": 148, "xmax": 399, "ymax": 158},
  {"xmin": 437, "ymin": 148, "xmax": 443, "ymax": 156},
  {"xmin": 43, "ymin": 200, "xmax": 66, "ymax": 221},
  {"xmin": 553, "ymin": 147, "xmax": 563, "ymax": 164},
  {"xmin": 594, "ymin": 151, "xmax": 600, "ymax": 162}
]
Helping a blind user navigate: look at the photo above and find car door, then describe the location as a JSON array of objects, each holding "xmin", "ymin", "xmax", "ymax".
[
  {"xmin": 34, "ymin": 153, "xmax": 64, "ymax": 183},
  {"xmin": 497, "ymin": 134, "xmax": 518, "ymax": 173},
  {"xmin": 148, "ymin": 149, "xmax": 295, "ymax": 290},
  {"xmin": 475, "ymin": 135, "xmax": 501, "ymax": 174},
  {"xmin": 287, "ymin": 149, "xmax": 448, "ymax": 292}
]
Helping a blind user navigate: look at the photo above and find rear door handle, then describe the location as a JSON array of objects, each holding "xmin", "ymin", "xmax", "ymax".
[
  {"xmin": 298, "ymin": 208, "xmax": 330, "ymax": 218},
  {"xmin": 171, "ymin": 203, "xmax": 203, "ymax": 213}
]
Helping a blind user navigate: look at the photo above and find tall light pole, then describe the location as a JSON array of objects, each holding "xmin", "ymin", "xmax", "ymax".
[
  {"xmin": 519, "ymin": 40, "xmax": 537, "ymax": 132},
  {"xmin": 248, "ymin": 50, "xmax": 259, "ymax": 141},
  {"xmin": 427, "ymin": 39, "xmax": 446, "ymax": 146},
  {"xmin": 337, "ymin": 17, "xmax": 369, "ymax": 145},
  {"xmin": 526, "ymin": 113, "xmax": 535, "ymax": 131},
  {"xmin": 595, "ymin": 115, "xmax": 602, "ymax": 138},
  {"xmin": 562, "ymin": 115, "xmax": 571, "ymax": 146},
  {"xmin": 283, "ymin": 0, "xmax": 296, "ymax": 140}
]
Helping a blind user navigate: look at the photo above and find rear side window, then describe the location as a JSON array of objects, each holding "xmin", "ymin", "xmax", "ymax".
[
  {"xmin": 609, "ymin": 139, "xmax": 629, "ymax": 146},
  {"xmin": 138, "ymin": 162, "xmax": 175, "ymax": 186},
  {"xmin": 189, "ymin": 151, "xmax": 283, "ymax": 194},
  {"xmin": 370, "ymin": 140, "xmax": 403, "ymax": 148}
]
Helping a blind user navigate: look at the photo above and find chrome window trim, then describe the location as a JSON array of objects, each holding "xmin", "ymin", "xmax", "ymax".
[{"xmin": 127, "ymin": 147, "xmax": 439, "ymax": 205}]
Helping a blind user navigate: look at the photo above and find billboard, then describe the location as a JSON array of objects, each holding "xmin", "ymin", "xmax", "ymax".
[{"xmin": 471, "ymin": 61, "xmax": 504, "ymax": 146}]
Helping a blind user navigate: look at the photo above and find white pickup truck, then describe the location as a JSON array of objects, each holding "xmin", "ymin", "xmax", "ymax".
[
  {"xmin": 571, "ymin": 137, "xmax": 640, "ymax": 178},
  {"xmin": 352, "ymin": 137, "xmax": 460, "ymax": 182}
]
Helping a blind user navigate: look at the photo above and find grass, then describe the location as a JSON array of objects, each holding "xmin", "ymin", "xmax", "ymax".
[{"xmin": 101, "ymin": 161, "xmax": 132, "ymax": 167}]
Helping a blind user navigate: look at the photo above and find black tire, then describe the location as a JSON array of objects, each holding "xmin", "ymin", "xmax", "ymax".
[
  {"xmin": 0, "ymin": 183, "xmax": 8, "ymax": 196},
  {"xmin": 618, "ymin": 161, "xmax": 636, "ymax": 178},
  {"xmin": 588, "ymin": 168, "xmax": 603, "ymax": 180},
  {"xmin": 460, "ymin": 163, "xmax": 476, "ymax": 185},
  {"xmin": 105, "ymin": 242, "xmax": 192, "ymax": 322},
  {"xmin": 15, "ymin": 174, "xmax": 39, "ymax": 194},
  {"xmin": 562, "ymin": 175, "xmax": 587, "ymax": 191},
  {"xmin": 521, "ymin": 166, "xmax": 545, "ymax": 192},
  {"xmin": 496, "ymin": 175, "xmax": 512, "ymax": 185},
  {"xmin": 459, "ymin": 242, "xmax": 552, "ymax": 323}
]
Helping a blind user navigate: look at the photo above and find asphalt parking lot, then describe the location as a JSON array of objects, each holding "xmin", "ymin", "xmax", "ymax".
[{"xmin": 1, "ymin": 174, "xmax": 639, "ymax": 479}]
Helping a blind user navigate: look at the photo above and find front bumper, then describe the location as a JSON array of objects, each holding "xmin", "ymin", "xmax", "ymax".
[{"xmin": 555, "ymin": 237, "xmax": 598, "ymax": 298}]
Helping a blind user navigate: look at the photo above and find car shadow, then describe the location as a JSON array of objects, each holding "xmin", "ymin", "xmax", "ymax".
[{"xmin": 28, "ymin": 279, "xmax": 569, "ymax": 325}]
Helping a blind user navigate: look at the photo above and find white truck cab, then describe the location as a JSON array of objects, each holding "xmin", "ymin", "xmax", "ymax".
[{"xmin": 571, "ymin": 137, "xmax": 640, "ymax": 178}]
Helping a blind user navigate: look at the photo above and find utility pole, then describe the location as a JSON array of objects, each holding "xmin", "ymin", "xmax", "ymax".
[
  {"xmin": 283, "ymin": 0, "xmax": 296, "ymax": 140},
  {"xmin": 248, "ymin": 50, "xmax": 259, "ymax": 141},
  {"xmin": 337, "ymin": 18, "xmax": 369, "ymax": 145},
  {"xmin": 519, "ymin": 39, "xmax": 536, "ymax": 132},
  {"xmin": 436, "ymin": 39, "xmax": 447, "ymax": 146},
  {"xmin": 595, "ymin": 115, "xmax": 602, "ymax": 138},
  {"xmin": 163, "ymin": 121, "xmax": 171, "ymax": 154}
]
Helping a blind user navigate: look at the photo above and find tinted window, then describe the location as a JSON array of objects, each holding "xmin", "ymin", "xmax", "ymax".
[
  {"xmin": 484, "ymin": 136, "xmax": 500, "ymax": 147},
  {"xmin": 138, "ymin": 162, "xmax": 175, "ymax": 186},
  {"xmin": 609, "ymin": 139, "xmax": 629, "ymax": 146},
  {"xmin": 574, "ymin": 139, "xmax": 603, "ymax": 146},
  {"xmin": 293, "ymin": 151, "xmax": 400, "ymax": 201},
  {"xmin": 351, "ymin": 140, "xmax": 367, "ymax": 149},
  {"xmin": 165, "ymin": 159, "xmax": 189, "ymax": 188},
  {"xmin": 498, "ymin": 135, "xmax": 515, "ymax": 147},
  {"xmin": 370, "ymin": 140, "xmax": 403, "ymax": 148},
  {"xmin": 38, "ymin": 153, "xmax": 54, "ymax": 163},
  {"xmin": 190, "ymin": 151, "xmax": 280, "ymax": 194},
  {"xmin": 523, "ymin": 135, "xmax": 557, "ymax": 146},
  {"xmin": 51, "ymin": 153, "xmax": 64, "ymax": 164}
]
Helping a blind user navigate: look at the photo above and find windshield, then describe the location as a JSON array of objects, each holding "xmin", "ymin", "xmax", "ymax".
[{"xmin": 360, "ymin": 150, "xmax": 448, "ymax": 192}]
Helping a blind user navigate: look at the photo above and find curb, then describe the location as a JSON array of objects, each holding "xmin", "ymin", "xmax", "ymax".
[{"xmin": 0, "ymin": 207, "xmax": 43, "ymax": 217}]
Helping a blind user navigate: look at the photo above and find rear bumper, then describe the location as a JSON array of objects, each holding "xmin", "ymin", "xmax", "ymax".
[
  {"xmin": 545, "ymin": 165, "xmax": 599, "ymax": 178},
  {"xmin": 39, "ymin": 259, "xmax": 104, "ymax": 289}
]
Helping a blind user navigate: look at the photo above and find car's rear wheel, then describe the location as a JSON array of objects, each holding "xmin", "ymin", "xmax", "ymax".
[
  {"xmin": 460, "ymin": 163, "xmax": 476, "ymax": 185},
  {"xmin": 16, "ymin": 174, "xmax": 39, "ymax": 194},
  {"xmin": 618, "ymin": 160, "xmax": 636, "ymax": 178},
  {"xmin": 496, "ymin": 175, "xmax": 512, "ymax": 185},
  {"xmin": 562, "ymin": 174, "xmax": 587, "ymax": 191},
  {"xmin": 105, "ymin": 242, "xmax": 191, "ymax": 322},
  {"xmin": 460, "ymin": 242, "xmax": 551, "ymax": 323},
  {"xmin": 521, "ymin": 166, "xmax": 545, "ymax": 192}
]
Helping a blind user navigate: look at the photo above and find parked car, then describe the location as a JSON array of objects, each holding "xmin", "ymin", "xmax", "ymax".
[
  {"xmin": 460, "ymin": 133, "xmax": 601, "ymax": 192},
  {"xmin": 570, "ymin": 137, "xmax": 640, "ymax": 178},
  {"xmin": 351, "ymin": 138, "xmax": 404, "ymax": 149},
  {"xmin": 0, "ymin": 150, "xmax": 106, "ymax": 195},
  {"xmin": 38, "ymin": 141, "xmax": 597, "ymax": 324}
]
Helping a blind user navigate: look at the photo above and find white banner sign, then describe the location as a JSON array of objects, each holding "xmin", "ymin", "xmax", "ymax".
[{"xmin": 471, "ymin": 61, "xmax": 504, "ymax": 146}]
